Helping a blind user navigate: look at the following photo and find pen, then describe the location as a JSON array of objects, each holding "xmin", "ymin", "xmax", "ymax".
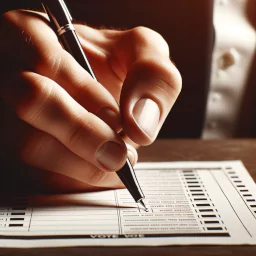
[{"xmin": 41, "ymin": 0, "xmax": 148, "ymax": 210}]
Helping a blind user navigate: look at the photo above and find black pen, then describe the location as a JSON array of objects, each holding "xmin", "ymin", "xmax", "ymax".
[{"xmin": 41, "ymin": 0, "xmax": 148, "ymax": 210}]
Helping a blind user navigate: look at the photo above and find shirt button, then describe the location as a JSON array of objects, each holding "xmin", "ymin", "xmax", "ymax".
[
  {"xmin": 219, "ymin": 0, "xmax": 228, "ymax": 6},
  {"xmin": 207, "ymin": 121, "xmax": 218, "ymax": 129},
  {"xmin": 219, "ymin": 48, "xmax": 239, "ymax": 70},
  {"xmin": 211, "ymin": 92, "xmax": 221, "ymax": 102}
]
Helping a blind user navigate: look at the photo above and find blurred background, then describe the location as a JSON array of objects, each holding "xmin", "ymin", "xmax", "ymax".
[{"xmin": 2, "ymin": 0, "xmax": 256, "ymax": 139}]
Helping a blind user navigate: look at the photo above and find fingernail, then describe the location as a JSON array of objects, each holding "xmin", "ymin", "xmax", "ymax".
[
  {"xmin": 96, "ymin": 141, "xmax": 126, "ymax": 171},
  {"xmin": 133, "ymin": 98, "xmax": 160, "ymax": 138},
  {"xmin": 127, "ymin": 150, "xmax": 135, "ymax": 165},
  {"xmin": 97, "ymin": 107, "xmax": 122, "ymax": 132},
  {"xmin": 126, "ymin": 144, "xmax": 138, "ymax": 166}
]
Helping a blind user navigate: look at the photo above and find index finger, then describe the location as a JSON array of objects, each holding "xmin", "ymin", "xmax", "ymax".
[{"xmin": 1, "ymin": 10, "xmax": 122, "ymax": 132}]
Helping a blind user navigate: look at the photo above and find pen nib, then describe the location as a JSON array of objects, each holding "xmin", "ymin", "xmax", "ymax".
[{"xmin": 138, "ymin": 198, "xmax": 149, "ymax": 212}]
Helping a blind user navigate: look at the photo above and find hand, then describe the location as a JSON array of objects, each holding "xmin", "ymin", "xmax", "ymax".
[{"xmin": 0, "ymin": 10, "xmax": 181, "ymax": 193}]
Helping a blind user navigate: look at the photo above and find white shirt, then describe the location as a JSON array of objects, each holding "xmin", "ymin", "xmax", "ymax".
[{"xmin": 202, "ymin": 0, "xmax": 256, "ymax": 138}]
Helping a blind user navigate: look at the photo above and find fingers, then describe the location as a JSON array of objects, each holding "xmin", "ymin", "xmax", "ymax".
[
  {"xmin": 0, "ymin": 71, "xmax": 126, "ymax": 172},
  {"xmin": 20, "ymin": 131, "xmax": 138, "ymax": 188},
  {"xmin": 1, "ymin": 10, "xmax": 122, "ymax": 131},
  {"xmin": 1, "ymin": 107, "xmax": 138, "ymax": 191},
  {"xmin": 20, "ymin": 128, "xmax": 125, "ymax": 189},
  {"xmin": 1, "ymin": 10, "xmax": 182, "ymax": 148},
  {"xmin": 114, "ymin": 27, "xmax": 182, "ymax": 145}
]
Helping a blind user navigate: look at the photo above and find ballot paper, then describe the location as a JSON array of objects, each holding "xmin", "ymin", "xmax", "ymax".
[{"xmin": 1, "ymin": 160, "xmax": 256, "ymax": 247}]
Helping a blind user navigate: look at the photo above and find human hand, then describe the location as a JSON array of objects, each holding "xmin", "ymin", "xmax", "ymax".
[{"xmin": 0, "ymin": 10, "xmax": 181, "ymax": 192}]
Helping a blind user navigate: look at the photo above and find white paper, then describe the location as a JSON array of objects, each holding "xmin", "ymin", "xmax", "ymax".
[{"xmin": 1, "ymin": 160, "xmax": 256, "ymax": 247}]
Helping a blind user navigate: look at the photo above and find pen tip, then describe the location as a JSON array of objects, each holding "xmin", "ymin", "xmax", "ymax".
[{"xmin": 138, "ymin": 198, "xmax": 149, "ymax": 212}]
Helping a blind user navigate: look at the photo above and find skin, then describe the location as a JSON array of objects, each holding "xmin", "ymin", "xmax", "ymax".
[{"xmin": 0, "ymin": 10, "xmax": 181, "ymax": 193}]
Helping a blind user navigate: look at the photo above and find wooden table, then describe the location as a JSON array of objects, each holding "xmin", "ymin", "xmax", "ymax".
[{"xmin": 1, "ymin": 139, "xmax": 256, "ymax": 255}]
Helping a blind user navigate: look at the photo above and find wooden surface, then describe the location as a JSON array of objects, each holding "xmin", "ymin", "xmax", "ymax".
[
  {"xmin": 1, "ymin": 139, "xmax": 256, "ymax": 255},
  {"xmin": 139, "ymin": 139, "xmax": 256, "ymax": 182}
]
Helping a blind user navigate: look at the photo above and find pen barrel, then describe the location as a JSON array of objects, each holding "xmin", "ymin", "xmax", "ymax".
[
  {"xmin": 117, "ymin": 159, "xmax": 145, "ymax": 202},
  {"xmin": 60, "ymin": 27, "xmax": 145, "ymax": 204},
  {"xmin": 59, "ymin": 30, "xmax": 97, "ymax": 80},
  {"xmin": 42, "ymin": 0, "xmax": 146, "ymax": 206}
]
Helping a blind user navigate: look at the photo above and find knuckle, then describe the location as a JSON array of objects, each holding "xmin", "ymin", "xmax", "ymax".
[
  {"xmin": 66, "ymin": 124, "xmax": 84, "ymax": 149},
  {"xmin": 2, "ymin": 10, "xmax": 34, "ymax": 48},
  {"xmin": 69, "ymin": 79, "xmax": 90, "ymax": 103},
  {"xmin": 2, "ymin": 10, "xmax": 20, "ymax": 24},
  {"xmin": 35, "ymin": 49, "xmax": 63, "ymax": 79},
  {"xmin": 129, "ymin": 26, "xmax": 169, "ymax": 55},
  {"xmin": 146, "ymin": 59, "xmax": 182, "ymax": 95},
  {"xmin": 66, "ymin": 112, "xmax": 93, "ymax": 149},
  {"xmin": 15, "ymin": 73, "xmax": 54, "ymax": 123},
  {"xmin": 130, "ymin": 26, "xmax": 155, "ymax": 38},
  {"xmin": 129, "ymin": 26, "xmax": 153, "ymax": 45},
  {"xmin": 131, "ymin": 26, "xmax": 151, "ymax": 36},
  {"xmin": 1, "ymin": 11, "xmax": 19, "ymax": 46}
]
